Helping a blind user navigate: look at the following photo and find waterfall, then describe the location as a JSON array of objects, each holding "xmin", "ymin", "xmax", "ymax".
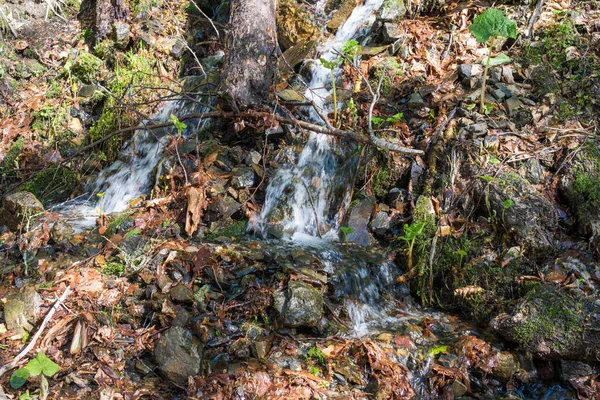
[{"xmin": 255, "ymin": 0, "xmax": 385, "ymax": 241}]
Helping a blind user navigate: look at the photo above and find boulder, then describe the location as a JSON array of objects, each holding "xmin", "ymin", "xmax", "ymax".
[
  {"xmin": 154, "ymin": 326, "xmax": 204, "ymax": 384},
  {"xmin": 4, "ymin": 286, "xmax": 42, "ymax": 335},
  {"xmin": 327, "ymin": 0, "xmax": 357, "ymax": 32},
  {"xmin": 0, "ymin": 191, "xmax": 44, "ymax": 231},
  {"xmin": 376, "ymin": 0, "xmax": 406, "ymax": 22},
  {"xmin": 277, "ymin": 0, "xmax": 319, "ymax": 49},
  {"xmin": 344, "ymin": 198, "xmax": 375, "ymax": 246},
  {"xmin": 231, "ymin": 167, "xmax": 256, "ymax": 189},
  {"xmin": 112, "ymin": 21, "xmax": 130, "ymax": 49},
  {"xmin": 50, "ymin": 220, "xmax": 75, "ymax": 246},
  {"xmin": 273, "ymin": 281, "xmax": 323, "ymax": 328},
  {"xmin": 370, "ymin": 211, "xmax": 390, "ymax": 236},
  {"xmin": 492, "ymin": 351, "xmax": 520, "ymax": 382}
]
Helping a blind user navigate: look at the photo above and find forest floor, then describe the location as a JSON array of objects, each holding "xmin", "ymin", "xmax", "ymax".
[{"xmin": 1, "ymin": 0, "xmax": 600, "ymax": 399}]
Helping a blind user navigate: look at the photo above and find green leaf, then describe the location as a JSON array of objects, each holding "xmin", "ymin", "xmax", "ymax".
[
  {"xmin": 489, "ymin": 157, "xmax": 500, "ymax": 164},
  {"xmin": 429, "ymin": 345, "xmax": 448, "ymax": 356},
  {"xmin": 26, "ymin": 353, "xmax": 60, "ymax": 377},
  {"xmin": 469, "ymin": 9, "xmax": 517, "ymax": 43},
  {"xmin": 481, "ymin": 53, "xmax": 512, "ymax": 67},
  {"xmin": 372, "ymin": 116, "xmax": 384, "ymax": 126},
  {"xmin": 10, "ymin": 368, "xmax": 30, "ymax": 389},
  {"xmin": 124, "ymin": 229, "xmax": 141, "ymax": 239},
  {"xmin": 386, "ymin": 113, "xmax": 404, "ymax": 123},
  {"xmin": 169, "ymin": 114, "xmax": 187, "ymax": 133},
  {"xmin": 339, "ymin": 226, "xmax": 354, "ymax": 235},
  {"xmin": 320, "ymin": 57, "xmax": 341, "ymax": 70},
  {"xmin": 455, "ymin": 249, "xmax": 468, "ymax": 257},
  {"xmin": 503, "ymin": 199, "xmax": 513, "ymax": 209}
]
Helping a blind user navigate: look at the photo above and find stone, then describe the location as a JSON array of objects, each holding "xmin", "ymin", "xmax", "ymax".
[
  {"xmin": 559, "ymin": 360, "xmax": 594, "ymax": 382},
  {"xmin": 526, "ymin": 158, "xmax": 544, "ymax": 184},
  {"xmin": 231, "ymin": 167, "xmax": 256, "ymax": 189},
  {"xmin": 209, "ymin": 195, "xmax": 241, "ymax": 220},
  {"xmin": 490, "ymin": 88, "xmax": 506, "ymax": 101},
  {"xmin": 112, "ymin": 22, "xmax": 130, "ymax": 49},
  {"xmin": 483, "ymin": 135, "xmax": 500, "ymax": 152},
  {"xmin": 407, "ymin": 92, "xmax": 427, "ymax": 109},
  {"xmin": 50, "ymin": 220, "xmax": 75, "ymax": 246},
  {"xmin": 450, "ymin": 379, "xmax": 468, "ymax": 397},
  {"xmin": 376, "ymin": 0, "xmax": 406, "ymax": 22},
  {"xmin": 170, "ymin": 284, "xmax": 194, "ymax": 304},
  {"xmin": 4, "ymin": 286, "xmax": 42, "ymax": 335},
  {"xmin": 279, "ymin": 40, "xmax": 317, "ymax": 75},
  {"xmin": 246, "ymin": 150, "xmax": 262, "ymax": 166},
  {"xmin": 154, "ymin": 326, "xmax": 204, "ymax": 384},
  {"xmin": 277, "ymin": 0, "xmax": 319, "ymax": 49},
  {"xmin": 505, "ymin": 97, "xmax": 522, "ymax": 117},
  {"xmin": 78, "ymin": 84, "xmax": 101, "ymax": 99},
  {"xmin": 327, "ymin": 0, "xmax": 357, "ymax": 32},
  {"xmin": 458, "ymin": 63, "xmax": 483, "ymax": 80},
  {"xmin": 469, "ymin": 122, "xmax": 488, "ymax": 137},
  {"xmin": 381, "ymin": 22, "xmax": 403, "ymax": 43},
  {"xmin": 345, "ymin": 198, "xmax": 375, "ymax": 246},
  {"xmin": 492, "ymin": 351, "xmax": 520, "ymax": 382},
  {"xmin": 170, "ymin": 39, "xmax": 186, "ymax": 58},
  {"xmin": 273, "ymin": 281, "xmax": 323, "ymax": 328},
  {"xmin": 0, "ymin": 191, "xmax": 44, "ymax": 231},
  {"xmin": 370, "ymin": 211, "xmax": 390, "ymax": 235}
]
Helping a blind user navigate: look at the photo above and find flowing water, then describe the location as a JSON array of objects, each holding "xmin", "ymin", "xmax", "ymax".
[{"xmin": 255, "ymin": 0, "xmax": 384, "ymax": 241}]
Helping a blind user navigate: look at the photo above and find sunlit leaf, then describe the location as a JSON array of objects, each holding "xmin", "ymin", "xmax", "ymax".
[{"xmin": 469, "ymin": 9, "xmax": 517, "ymax": 43}]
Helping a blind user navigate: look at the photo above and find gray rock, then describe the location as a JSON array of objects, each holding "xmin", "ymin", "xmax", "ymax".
[
  {"xmin": 370, "ymin": 211, "xmax": 390, "ymax": 235},
  {"xmin": 230, "ymin": 167, "xmax": 256, "ymax": 189},
  {"xmin": 170, "ymin": 39, "xmax": 186, "ymax": 58},
  {"xmin": 407, "ymin": 93, "xmax": 427, "ymax": 109},
  {"xmin": 113, "ymin": 22, "xmax": 131, "ymax": 49},
  {"xmin": 78, "ymin": 84, "xmax": 101, "ymax": 99},
  {"xmin": 4, "ymin": 286, "xmax": 41, "ymax": 335},
  {"xmin": 483, "ymin": 136, "xmax": 500, "ymax": 152},
  {"xmin": 50, "ymin": 220, "xmax": 74, "ymax": 246},
  {"xmin": 381, "ymin": 22, "xmax": 403, "ymax": 43},
  {"xmin": 246, "ymin": 150, "xmax": 262, "ymax": 166},
  {"xmin": 505, "ymin": 97, "xmax": 522, "ymax": 116},
  {"xmin": 559, "ymin": 360, "xmax": 594, "ymax": 381},
  {"xmin": 376, "ymin": 0, "xmax": 406, "ymax": 22},
  {"xmin": 492, "ymin": 351, "xmax": 520, "ymax": 382},
  {"xmin": 170, "ymin": 284, "xmax": 194, "ymax": 304},
  {"xmin": 0, "ymin": 191, "xmax": 44, "ymax": 231},
  {"xmin": 345, "ymin": 198, "xmax": 375, "ymax": 246},
  {"xmin": 273, "ymin": 281, "xmax": 323, "ymax": 328},
  {"xmin": 526, "ymin": 158, "xmax": 544, "ymax": 184},
  {"xmin": 458, "ymin": 63, "xmax": 483, "ymax": 80},
  {"xmin": 490, "ymin": 88, "xmax": 506, "ymax": 101},
  {"xmin": 469, "ymin": 122, "xmax": 488, "ymax": 137},
  {"xmin": 154, "ymin": 326, "xmax": 204, "ymax": 384}
]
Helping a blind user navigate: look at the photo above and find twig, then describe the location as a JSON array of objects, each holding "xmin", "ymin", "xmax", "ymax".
[
  {"xmin": 526, "ymin": 0, "xmax": 546, "ymax": 39},
  {"xmin": 0, "ymin": 286, "xmax": 72, "ymax": 378}
]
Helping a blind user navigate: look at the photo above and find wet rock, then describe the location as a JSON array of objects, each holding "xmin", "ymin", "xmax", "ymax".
[
  {"xmin": 558, "ymin": 360, "xmax": 595, "ymax": 381},
  {"xmin": 273, "ymin": 281, "xmax": 323, "ymax": 328},
  {"xmin": 277, "ymin": 0, "xmax": 319, "ymax": 49},
  {"xmin": 458, "ymin": 63, "xmax": 483, "ymax": 79},
  {"xmin": 473, "ymin": 170, "xmax": 557, "ymax": 258},
  {"xmin": 345, "ymin": 198, "xmax": 375, "ymax": 246},
  {"xmin": 376, "ymin": 0, "xmax": 406, "ymax": 22},
  {"xmin": 381, "ymin": 22, "xmax": 403, "ymax": 43},
  {"xmin": 208, "ymin": 195, "xmax": 241, "ymax": 221},
  {"xmin": 231, "ymin": 167, "xmax": 256, "ymax": 189},
  {"xmin": 112, "ymin": 22, "xmax": 130, "ymax": 49},
  {"xmin": 4, "ymin": 286, "xmax": 41, "ymax": 335},
  {"xmin": 0, "ymin": 191, "xmax": 44, "ymax": 231},
  {"xmin": 492, "ymin": 351, "xmax": 520, "ymax": 382},
  {"xmin": 327, "ymin": 0, "xmax": 357, "ymax": 32},
  {"xmin": 154, "ymin": 326, "xmax": 204, "ymax": 384},
  {"xmin": 245, "ymin": 150, "xmax": 262, "ymax": 166},
  {"xmin": 450, "ymin": 379, "xmax": 468, "ymax": 397},
  {"xmin": 526, "ymin": 158, "xmax": 545, "ymax": 184},
  {"xmin": 279, "ymin": 40, "xmax": 317, "ymax": 75},
  {"xmin": 370, "ymin": 211, "xmax": 390, "ymax": 236}
]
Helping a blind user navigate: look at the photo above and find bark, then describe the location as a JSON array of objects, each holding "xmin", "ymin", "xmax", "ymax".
[
  {"xmin": 78, "ymin": 0, "xmax": 130, "ymax": 42},
  {"xmin": 223, "ymin": 0, "xmax": 277, "ymax": 109}
]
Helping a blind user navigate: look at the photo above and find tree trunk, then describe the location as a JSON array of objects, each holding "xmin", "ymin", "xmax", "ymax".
[
  {"xmin": 79, "ymin": 0, "xmax": 130, "ymax": 43},
  {"xmin": 223, "ymin": 0, "xmax": 277, "ymax": 109}
]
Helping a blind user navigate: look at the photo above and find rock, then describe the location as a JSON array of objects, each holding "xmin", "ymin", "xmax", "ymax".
[
  {"xmin": 489, "ymin": 88, "xmax": 506, "ymax": 101},
  {"xmin": 273, "ymin": 281, "xmax": 323, "ymax": 328},
  {"xmin": 407, "ymin": 92, "xmax": 427, "ymax": 109},
  {"xmin": 208, "ymin": 195, "xmax": 241, "ymax": 221},
  {"xmin": 50, "ymin": 220, "xmax": 75, "ymax": 246},
  {"xmin": 246, "ymin": 150, "xmax": 262, "ymax": 166},
  {"xmin": 558, "ymin": 360, "xmax": 595, "ymax": 382},
  {"xmin": 0, "ymin": 191, "xmax": 44, "ymax": 231},
  {"xmin": 450, "ymin": 379, "xmax": 468, "ymax": 397},
  {"xmin": 345, "ymin": 198, "xmax": 375, "ymax": 246},
  {"xmin": 170, "ymin": 284, "xmax": 194, "ymax": 304},
  {"xmin": 78, "ymin": 84, "xmax": 102, "ymax": 99},
  {"xmin": 483, "ymin": 136, "xmax": 499, "ymax": 152},
  {"xmin": 277, "ymin": 0, "xmax": 319, "ymax": 49},
  {"xmin": 279, "ymin": 40, "xmax": 317, "ymax": 75},
  {"xmin": 170, "ymin": 39, "xmax": 186, "ymax": 58},
  {"xmin": 327, "ymin": 0, "xmax": 357, "ymax": 32},
  {"xmin": 370, "ymin": 211, "xmax": 390, "ymax": 236},
  {"xmin": 381, "ymin": 22, "xmax": 403, "ymax": 43},
  {"xmin": 469, "ymin": 122, "xmax": 488, "ymax": 137},
  {"xmin": 474, "ymin": 170, "xmax": 557, "ymax": 258},
  {"xmin": 376, "ymin": 0, "xmax": 406, "ymax": 22},
  {"xmin": 492, "ymin": 351, "xmax": 520, "ymax": 382},
  {"xmin": 4, "ymin": 286, "xmax": 42, "ymax": 335},
  {"xmin": 526, "ymin": 158, "xmax": 544, "ymax": 184},
  {"xmin": 231, "ymin": 167, "xmax": 256, "ymax": 189},
  {"xmin": 505, "ymin": 97, "xmax": 522, "ymax": 117},
  {"xmin": 112, "ymin": 22, "xmax": 130, "ymax": 49},
  {"xmin": 154, "ymin": 326, "xmax": 204, "ymax": 384},
  {"xmin": 491, "ymin": 286, "xmax": 600, "ymax": 361},
  {"xmin": 458, "ymin": 63, "xmax": 483, "ymax": 80}
]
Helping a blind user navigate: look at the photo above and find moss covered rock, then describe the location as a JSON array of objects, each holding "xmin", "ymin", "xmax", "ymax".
[
  {"xmin": 273, "ymin": 280, "xmax": 324, "ymax": 328},
  {"xmin": 277, "ymin": 0, "xmax": 319, "ymax": 49},
  {"xmin": 0, "ymin": 191, "xmax": 44, "ymax": 230},
  {"xmin": 19, "ymin": 167, "xmax": 78, "ymax": 205}
]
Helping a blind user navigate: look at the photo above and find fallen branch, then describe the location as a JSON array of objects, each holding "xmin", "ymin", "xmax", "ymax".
[{"xmin": 0, "ymin": 286, "xmax": 72, "ymax": 378}]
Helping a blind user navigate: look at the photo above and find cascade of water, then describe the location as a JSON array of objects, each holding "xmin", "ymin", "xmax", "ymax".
[{"xmin": 255, "ymin": 0, "xmax": 384, "ymax": 241}]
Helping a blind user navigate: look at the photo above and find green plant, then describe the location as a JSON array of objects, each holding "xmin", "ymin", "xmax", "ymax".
[
  {"xmin": 501, "ymin": 198, "xmax": 512, "ymax": 223},
  {"xmin": 469, "ymin": 9, "xmax": 517, "ymax": 113},
  {"xmin": 341, "ymin": 39, "xmax": 361, "ymax": 63},
  {"xmin": 372, "ymin": 116, "xmax": 384, "ymax": 127},
  {"xmin": 339, "ymin": 226, "xmax": 354, "ymax": 249},
  {"xmin": 399, "ymin": 222, "xmax": 426, "ymax": 273},
  {"xmin": 386, "ymin": 113, "xmax": 404, "ymax": 124},
  {"xmin": 308, "ymin": 366, "xmax": 320, "ymax": 376},
  {"xmin": 170, "ymin": 113, "xmax": 187, "ymax": 135},
  {"xmin": 10, "ymin": 352, "xmax": 60, "ymax": 398},
  {"xmin": 307, "ymin": 347, "xmax": 326, "ymax": 364},
  {"xmin": 102, "ymin": 261, "xmax": 125, "ymax": 276},
  {"xmin": 320, "ymin": 57, "xmax": 342, "ymax": 126}
]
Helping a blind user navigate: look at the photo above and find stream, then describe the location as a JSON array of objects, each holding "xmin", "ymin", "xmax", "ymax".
[{"xmin": 44, "ymin": 0, "xmax": 580, "ymax": 398}]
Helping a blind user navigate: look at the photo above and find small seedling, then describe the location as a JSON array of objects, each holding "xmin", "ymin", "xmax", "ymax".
[
  {"xmin": 372, "ymin": 116, "xmax": 384, "ymax": 127},
  {"xmin": 399, "ymin": 222, "xmax": 426, "ymax": 273},
  {"xmin": 386, "ymin": 112, "xmax": 404, "ymax": 124},
  {"xmin": 469, "ymin": 9, "xmax": 517, "ymax": 113},
  {"xmin": 169, "ymin": 113, "xmax": 187, "ymax": 136},
  {"xmin": 502, "ymin": 198, "xmax": 513, "ymax": 223},
  {"xmin": 10, "ymin": 352, "xmax": 60, "ymax": 399},
  {"xmin": 307, "ymin": 347, "xmax": 326, "ymax": 364},
  {"xmin": 339, "ymin": 226, "xmax": 354, "ymax": 249},
  {"xmin": 320, "ymin": 57, "xmax": 342, "ymax": 126},
  {"xmin": 455, "ymin": 249, "xmax": 468, "ymax": 269}
]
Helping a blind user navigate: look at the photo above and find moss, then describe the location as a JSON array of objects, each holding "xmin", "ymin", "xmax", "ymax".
[
  {"xmin": 1, "ymin": 137, "xmax": 24, "ymax": 175},
  {"xmin": 102, "ymin": 261, "xmax": 125, "ymax": 276},
  {"xmin": 372, "ymin": 168, "xmax": 390, "ymax": 199},
  {"xmin": 19, "ymin": 167, "xmax": 78, "ymax": 205},
  {"xmin": 572, "ymin": 145, "xmax": 600, "ymax": 233},
  {"xmin": 513, "ymin": 287, "xmax": 583, "ymax": 353},
  {"xmin": 106, "ymin": 211, "xmax": 134, "ymax": 235},
  {"xmin": 370, "ymin": 57, "xmax": 403, "ymax": 97},
  {"xmin": 31, "ymin": 102, "xmax": 70, "ymax": 140},
  {"xmin": 71, "ymin": 51, "xmax": 103, "ymax": 84},
  {"xmin": 207, "ymin": 220, "xmax": 248, "ymax": 239}
]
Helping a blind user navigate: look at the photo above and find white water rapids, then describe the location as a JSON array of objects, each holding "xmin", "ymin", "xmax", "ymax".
[{"xmin": 255, "ymin": 0, "xmax": 384, "ymax": 241}]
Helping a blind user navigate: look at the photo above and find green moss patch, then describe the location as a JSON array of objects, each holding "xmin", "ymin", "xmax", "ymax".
[{"xmin": 19, "ymin": 167, "xmax": 78, "ymax": 205}]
